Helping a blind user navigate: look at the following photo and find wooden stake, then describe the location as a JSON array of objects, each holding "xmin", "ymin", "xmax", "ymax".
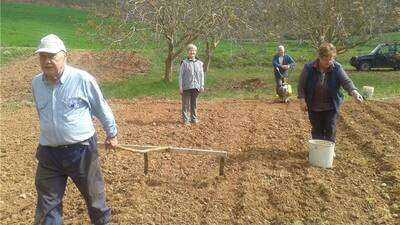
[
  {"xmin": 144, "ymin": 153, "xmax": 148, "ymax": 175},
  {"xmin": 219, "ymin": 157, "xmax": 225, "ymax": 176}
]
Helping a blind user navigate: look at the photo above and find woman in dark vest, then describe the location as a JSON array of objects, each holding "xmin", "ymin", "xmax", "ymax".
[{"xmin": 298, "ymin": 43, "xmax": 363, "ymax": 143}]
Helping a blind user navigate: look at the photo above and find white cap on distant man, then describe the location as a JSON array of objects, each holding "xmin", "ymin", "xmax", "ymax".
[{"xmin": 36, "ymin": 34, "xmax": 66, "ymax": 54}]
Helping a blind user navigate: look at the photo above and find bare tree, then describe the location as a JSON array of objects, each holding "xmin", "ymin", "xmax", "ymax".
[
  {"xmin": 244, "ymin": 0, "xmax": 282, "ymax": 40},
  {"xmin": 200, "ymin": 0, "xmax": 251, "ymax": 72},
  {"xmin": 87, "ymin": 0, "xmax": 245, "ymax": 82},
  {"xmin": 83, "ymin": 1, "xmax": 141, "ymax": 49},
  {"xmin": 254, "ymin": 0, "xmax": 400, "ymax": 53}
]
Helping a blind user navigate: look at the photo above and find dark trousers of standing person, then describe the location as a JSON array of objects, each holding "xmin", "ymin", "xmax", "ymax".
[
  {"xmin": 308, "ymin": 109, "xmax": 338, "ymax": 143},
  {"xmin": 182, "ymin": 88, "xmax": 199, "ymax": 123},
  {"xmin": 275, "ymin": 76, "xmax": 283, "ymax": 96},
  {"xmin": 34, "ymin": 135, "xmax": 111, "ymax": 225}
]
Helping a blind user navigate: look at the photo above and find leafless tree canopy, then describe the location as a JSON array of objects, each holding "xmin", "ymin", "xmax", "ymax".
[
  {"xmin": 254, "ymin": 0, "xmax": 400, "ymax": 52},
  {"xmin": 85, "ymin": 0, "xmax": 399, "ymax": 80},
  {"xmin": 88, "ymin": 0, "xmax": 244, "ymax": 81}
]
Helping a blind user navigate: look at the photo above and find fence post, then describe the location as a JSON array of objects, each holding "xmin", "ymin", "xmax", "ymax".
[
  {"xmin": 144, "ymin": 153, "xmax": 148, "ymax": 174},
  {"xmin": 219, "ymin": 157, "xmax": 225, "ymax": 176}
]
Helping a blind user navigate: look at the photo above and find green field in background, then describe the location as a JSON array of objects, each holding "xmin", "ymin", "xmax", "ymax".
[{"xmin": 1, "ymin": 2, "xmax": 399, "ymax": 100}]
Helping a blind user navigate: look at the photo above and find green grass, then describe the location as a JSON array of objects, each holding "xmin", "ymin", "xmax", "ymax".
[
  {"xmin": 1, "ymin": 2, "xmax": 399, "ymax": 101},
  {"xmin": 207, "ymin": 39, "xmax": 314, "ymax": 68},
  {"xmin": 102, "ymin": 64, "xmax": 400, "ymax": 101},
  {"xmin": 348, "ymin": 70, "xmax": 400, "ymax": 99},
  {"xmin": 102, "ymin": 71, "xmax": 179, "ymax": 99},
  {"xmin": 0, "ymin": 2, "xmax": 100, "ymax": 49},
  {"xmin": 0, "ymin": 47, "xmax": 35, "ymax": 65}
]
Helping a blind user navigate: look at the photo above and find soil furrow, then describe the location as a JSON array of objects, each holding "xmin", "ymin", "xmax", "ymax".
[{"xmin": 339, "ymin": 109, "xmax": 399, "ymax": 221}]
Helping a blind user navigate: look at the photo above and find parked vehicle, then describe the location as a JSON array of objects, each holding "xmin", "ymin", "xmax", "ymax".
[{"xmin": 350, "ymin": 43, "xmax": 400, "ymax": 71}]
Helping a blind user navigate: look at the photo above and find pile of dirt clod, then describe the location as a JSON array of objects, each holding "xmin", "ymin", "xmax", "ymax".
[
  {"xmin": 0, "ymin": 50, "xmax": 149, "ymax": 102},
  {"xmin": 231, "ymin": 78, "xmax": 267, "ymax": 91},
  {"xmin": 71, "ymin": 50, "xmax": 150, "ymax": 81}
]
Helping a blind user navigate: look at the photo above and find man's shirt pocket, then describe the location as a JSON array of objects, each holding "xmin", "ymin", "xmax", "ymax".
[
  {"xmin": 35, "ymin": 98, "xmax": 51, "ymax": 121},
  {"xmin": 61, "ymin": 97, "xmax": 89, "ymax": 122}
]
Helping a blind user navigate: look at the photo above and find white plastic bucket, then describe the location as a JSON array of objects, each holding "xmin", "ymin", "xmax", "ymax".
[
  {"xmin": 308, "ymin": 139, "xmax": 335, "ymax": 168},
  {"xmin": 362, "ymin": 86, "xmax": 374, "ymax": 99}
]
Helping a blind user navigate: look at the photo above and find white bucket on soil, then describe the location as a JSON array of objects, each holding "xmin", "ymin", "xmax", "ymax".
[{"xmin": 308, "ymin": 139, "xmax": 335, "ymax": 168}]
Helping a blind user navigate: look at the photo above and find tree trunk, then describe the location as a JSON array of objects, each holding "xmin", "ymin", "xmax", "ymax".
[
  {"xmin": 203, "ymin": 38, "xmax": 219, "ymax": 73},
  {"xmin": 164, "ymin": 41, "xmax": 174, "ymax": 82},
  {"xmin": 204, "ymin": 41, "xmax": 212, "ymax": 73},
  {"xmin": 164, "ymin": 53, "xmax": 173, "ymax": 82}
]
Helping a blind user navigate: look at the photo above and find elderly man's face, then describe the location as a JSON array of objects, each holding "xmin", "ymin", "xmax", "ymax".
[
  {"xmin": 39, "ymin": 51, "xmax": 66, "ymax": 82},
  {"xmin": 278, "ymin": 48, "xmax": 285, "ymax": 56},
  {"xmin": 188, "ymin": 48, "xmax": 197, "ymax": 59}
]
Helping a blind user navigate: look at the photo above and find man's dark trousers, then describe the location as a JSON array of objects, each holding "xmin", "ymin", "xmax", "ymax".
[
  {"xmin": 275, "ymin": 76, "xmax": 284, "ymax": 96},
  {"xmin": 308, "ymin": 109, "xmax": 338, "ymax": 143},
  {"xmin": 34, "ymin": 135, "xmax": 111, "ymax": 225}
]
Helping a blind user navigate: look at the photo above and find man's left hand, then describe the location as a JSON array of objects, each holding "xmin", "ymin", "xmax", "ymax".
[
  {"xmin": 351, "ymin": 90, "xmax": 364, "ymax": 103},
  {"xmin": 200, "ymin": 87, "xmax": 204, "ymax": 93},
  {"xmin": 105, "ymin": 136, "xmax": 118, "ymax": 150}
]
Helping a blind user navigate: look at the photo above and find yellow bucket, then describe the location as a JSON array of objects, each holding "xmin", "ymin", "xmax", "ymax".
[{"xmin": 287, "ymin": 84, "xmax": 292, "ymax": 96}]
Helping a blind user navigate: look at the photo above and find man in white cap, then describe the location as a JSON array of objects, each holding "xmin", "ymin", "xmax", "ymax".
[{"xmin": 32, "ymin": 34, "xmax": 117, "ymax": 225}]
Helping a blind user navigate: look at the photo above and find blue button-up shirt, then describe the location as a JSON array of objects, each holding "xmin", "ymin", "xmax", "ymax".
[{"xmin": 32, "ymin": 65, "xmax": 117, "ymax": 146}]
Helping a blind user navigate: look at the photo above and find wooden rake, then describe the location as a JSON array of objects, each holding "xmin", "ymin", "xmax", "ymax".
[{"xmin": 98, "ymin": 143, "xmax": 228, "ymax": 176}]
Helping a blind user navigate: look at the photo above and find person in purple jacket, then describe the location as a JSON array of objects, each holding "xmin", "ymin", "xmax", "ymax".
[{"xmin": 298, "ymin": 43, "xmax": 363, "ymax": 143}]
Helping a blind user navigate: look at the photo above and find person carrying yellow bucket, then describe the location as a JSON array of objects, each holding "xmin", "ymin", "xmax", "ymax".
[
  {"xmin": 272, "ymin": 45, "xmax": 296, "ymax": 103},
  {"xmin": 276, "ymin": 70, "xmax": 293, "ymax": 103}
]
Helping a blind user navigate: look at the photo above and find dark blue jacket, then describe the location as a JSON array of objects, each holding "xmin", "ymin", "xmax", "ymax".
[
  {"xmin": 272, "ymin": 54, "xmax": 296, "ymax": 78},
  {"xmin": 303, "ymin": 61, "xmax": 352, "ymax": 112}
]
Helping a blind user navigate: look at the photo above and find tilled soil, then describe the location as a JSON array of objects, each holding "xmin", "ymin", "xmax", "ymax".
[{"xmin": 0, "ymin": 99, "xmax": 399, "ymax": 225}]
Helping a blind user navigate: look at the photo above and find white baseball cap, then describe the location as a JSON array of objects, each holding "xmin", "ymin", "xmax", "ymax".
[{"xmin": 35, "ymin": 34, "xmax": 67, "ymax": 54}]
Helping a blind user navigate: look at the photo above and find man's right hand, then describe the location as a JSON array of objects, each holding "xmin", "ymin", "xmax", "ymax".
[
  {"xmin": 179, "ymin": 88, "xmax": 183, "ymax": 95},
  {"xmin": 299, "ymin": 98, "xmax": 308, "ymax": 112},
  {"xmin": 105, "ymin": 136, "xmax": 118, "ymax": 150}
]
